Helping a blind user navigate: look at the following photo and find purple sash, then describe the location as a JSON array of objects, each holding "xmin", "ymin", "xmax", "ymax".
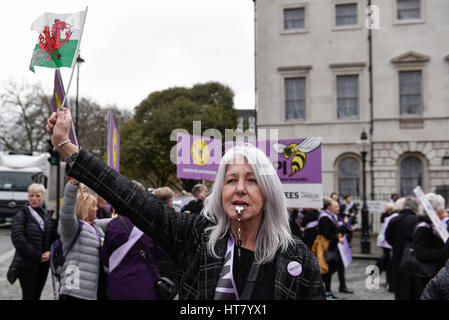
[
  {"xmin": 109, "ymin": 226, "xmax": 144, "ymax": 272},
  {"xmin": 214, "ymin": 235, "xmax": 239, "ymax": 300},
  {"xmin": 414, "ymin": 221, "xmax": 441, "ymax": 239},
  {"xmin": 304, "ymin": 220, "xmax": 318, "ymax": 230},
  {"xmin": 80, "ymin": 220, "xmax": 100, "ymax": 238},
  {"xmin": 377, "ymin": 213, "xmax": 398, "ymax": 249},
  {"xmin": 318, "ymin": 210, "xmax": 341, "ymax": 227},
  {"xmin": 28, "ymin": 206, "xmax": 44, "ymax": 232}
]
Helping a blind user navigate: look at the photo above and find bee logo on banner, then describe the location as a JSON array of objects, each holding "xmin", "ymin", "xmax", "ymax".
[
  {"xmin": 176, "ymin": 133, "xmax": 220, "ymax": 181},
  {"xmin": 271, "ymin": 137, "xmax": 323, "ymax": 208}
]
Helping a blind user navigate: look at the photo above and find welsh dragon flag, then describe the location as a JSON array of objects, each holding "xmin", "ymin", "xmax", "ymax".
[{"xmin": 29, "ymin": 10, "xmax": 87, "ymax": 72}]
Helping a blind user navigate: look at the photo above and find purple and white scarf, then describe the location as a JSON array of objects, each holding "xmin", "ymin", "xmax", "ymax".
[
  {"xmin": 214, "ymin": 235, "xmax": 240, "ymax": 300},
  {"xmin": 377, "ymin": 213, "xmax": 398, "ymax": 249},
  {"xmin": 318, "ymin": 210, "xmax": 342, "ymax": 228},
  {"xmin": 28, "ymin": 206, "xmax": 44, "ymax": 232}
]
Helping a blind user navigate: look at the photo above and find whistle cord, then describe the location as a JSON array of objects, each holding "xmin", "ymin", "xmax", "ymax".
[{"xmin": 237, "ymin": 216, "xmax": 242, "ymax": 257}]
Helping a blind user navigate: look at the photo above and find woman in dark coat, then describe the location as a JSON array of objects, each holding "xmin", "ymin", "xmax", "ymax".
[
  {"xmin": 46, "ymin": 108, "xmax": 326, "ymax": 300},
  {"xmin": 410, "ymin": 193, "xmax": 449, "ymax": 299},
  {"xmin": 10, "ymin": 183, "xmax": 56, "ymax": 300},
  {"xmin": 385, "ymin": 197, "xmax": 419, "ymax": 300},
  {"xmin": 300, "ymin": 208, "xmax": 319, "ymax": 249},
  {"xmin": 421, "ymin": 237, "xmax": 449, "ymax": 300},
  {"xmin": 318, "ymin": 198, "xmax": 351, "ymax": 299}
]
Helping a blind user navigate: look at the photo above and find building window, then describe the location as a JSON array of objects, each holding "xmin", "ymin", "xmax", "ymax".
[
  {"xmin": 399, "ymin": 71, "xmax": 422, "ymax": 116},
  {"xmin": 338, "ymin": 157, "xmax": 360, "ymax": 197},
  {"xmin": 283, "ymin": 7, "xmax": 305, "ymax": 30},
  {"xmin": 335, "ymin": 3, "xmax": 358, "ymax": 26},
  {"xmin": 285, "ymin": 77, "xmax": 306, "ymax": 120},
  {"xmin": 337, "ymin": 75, "xmax": 359, "ymax": 119},
  {"xmin": 397, "ymin": 0, "xmax": 421, "ymax": 20},
  {"xmin": 400, "ymin": 156, "xmax": 422, "ymax": 196}
]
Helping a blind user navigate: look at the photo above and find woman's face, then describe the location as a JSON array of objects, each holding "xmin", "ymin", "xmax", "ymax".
[
  {"xmin": 221, "ymin": 157, "xmax": 265, "ymax": 223},
  {"xmin": 87, "ymin": 199, "xmax": 98, "ymax": 223},
  {"xmin": 28, "ymin": 191, "xmax": 44, "ymax": 208}
]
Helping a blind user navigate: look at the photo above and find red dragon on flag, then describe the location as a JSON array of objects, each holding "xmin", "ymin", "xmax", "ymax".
[
  {"xmin": 30, "ymin": 10, "xmax": 86, "ymax": 72},
  {"xmin": 34, "ymin": 19, "xmax": 73, "ymax": 61}
]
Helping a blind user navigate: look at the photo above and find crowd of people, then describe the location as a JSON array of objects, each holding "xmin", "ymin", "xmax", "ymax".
[
  {"xmin": 6, "ymin": 107, "xmax": 449, "ymax": 301},
  {"xmin": 8, "ymin": 177, "xmax": 210, "ymax": 300},
  {"xmin": 288, "ymin": 193, "xmax": 357, "ymax": 300},
  {"xmin": 379, "ymin": 193, "xmax": 449, "ymax": 300}
]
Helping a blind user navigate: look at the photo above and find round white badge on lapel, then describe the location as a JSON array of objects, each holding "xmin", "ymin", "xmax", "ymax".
[{"xmin": 287, "ymin": 261, "xmax": 302, "ymax": 276}]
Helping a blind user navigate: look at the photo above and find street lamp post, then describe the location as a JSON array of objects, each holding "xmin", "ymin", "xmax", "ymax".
[
  {"xmin": 75, "ymin": 55, "xmax": 85, "ymax": 138},
  {"xmin": 357, "ymin": 130, "xmax": 371, "ymax": 254}
]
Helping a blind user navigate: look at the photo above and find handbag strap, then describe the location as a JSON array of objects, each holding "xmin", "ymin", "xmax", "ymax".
[
  {"xmin": 239, "ymin": 261, "xmax": 261, "ymax": 300},
  {"xmin": 117, "ymin": 216, "xmax": 160, "ymax": 281}
]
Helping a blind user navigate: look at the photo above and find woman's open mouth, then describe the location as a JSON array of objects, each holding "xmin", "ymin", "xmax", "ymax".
[{"xmin": 232, "ymin": 200, "xmax": 249, "ymax": 212}]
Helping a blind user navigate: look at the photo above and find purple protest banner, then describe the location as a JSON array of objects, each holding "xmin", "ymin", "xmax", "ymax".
[
  {"xmin": 51, "ymin": 69, "xmax": 78, "ymax": 146},
  {"xmin": 271, "ymin": 137, "xmax": 322, "ymax": 183},
  {"xmin": 176, "ymin": 133, "xmax": 220, "ymax": 181},
  {"xmin": 271, "ymin": 137, "xmax": 323, "ymax": 208},
  {"xmin": 108, "ymin": 112, "xmax": 120, "ymax": 172}
]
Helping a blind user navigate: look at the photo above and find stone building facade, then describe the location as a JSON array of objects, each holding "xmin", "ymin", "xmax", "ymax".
[{"xmin": 254, "ymin": 0, "xmax": 449, "ymax": 201}]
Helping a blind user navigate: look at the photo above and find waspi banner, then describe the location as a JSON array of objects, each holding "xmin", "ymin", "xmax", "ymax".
[{"xmin": 271, "ymin": 137, "xmax": 323, "ymax": 208}]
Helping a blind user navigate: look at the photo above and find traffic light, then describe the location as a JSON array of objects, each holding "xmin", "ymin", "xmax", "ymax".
[{"xmin": 47, "ymin": 139, "xmax": 60, "ymax": 166}]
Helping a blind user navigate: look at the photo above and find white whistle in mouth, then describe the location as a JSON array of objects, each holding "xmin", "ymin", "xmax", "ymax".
[{"xmin": 236, "ymin": 205, "xmax": 244, "ymax": 215}]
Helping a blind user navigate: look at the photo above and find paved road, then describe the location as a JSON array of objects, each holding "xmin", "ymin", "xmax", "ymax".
[
  {"xmin": 329, "ymin": 257, "xmax": 394, "ymax": 300},
  {"xmin": 0, "ymin": 225, "xmax": 393, "ymax": 300}
]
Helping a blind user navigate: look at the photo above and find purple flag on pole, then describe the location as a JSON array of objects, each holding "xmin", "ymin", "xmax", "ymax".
[
  {"xmin": 108, "ymin": 112, "xmax": 120, "ymax": 172},
  {"xmin": 51, "ymin": 69, "xmax": 78, "ymax": 146}
]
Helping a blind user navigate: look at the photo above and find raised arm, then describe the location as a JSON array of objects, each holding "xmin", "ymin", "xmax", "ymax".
[
  {"xmin": 58, "ymin": 181, "xmax": 80, "ymax": 249},
  {"xmin": 46, "ymin": 108, "xmax": 203, "ymax": 263}
]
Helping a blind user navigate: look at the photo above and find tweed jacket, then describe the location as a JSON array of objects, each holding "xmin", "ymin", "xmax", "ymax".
[{"xmin": 65, "ymin": 149, "xmax": 326, "ymax": 300}]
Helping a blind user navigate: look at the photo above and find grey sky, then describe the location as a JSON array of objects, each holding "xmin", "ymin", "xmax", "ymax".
[{"xmin": 0, "ymin": 0, "xmax": 255, "ymax": 112}]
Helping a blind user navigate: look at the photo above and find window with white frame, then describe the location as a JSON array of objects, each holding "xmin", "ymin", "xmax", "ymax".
[
  {"xmin": 338, "ymin": 157, "xmax": 360, "ymax": 197},
  {"xmin": 397, "ymin": 0, "xmax": 421, "ymax": 20},
  {"xmin": 400, "ymin": 156, "xmax": 422, "ymax": 196},
  {"xmin": 337, "ymin": 75, "xmax": 359, "ymax": 119},
  {"xmin": 283, "ymin": 7, "xmax": 305, "ymax": 30},
  {"xmin": 399, "ymin": 70, "xmax": 422, "ymax": 116},
  {"xmin": 335, "ymin": 3, "xmax": 358, "ymax": 26},
  {"xmin": 285, "ymin": 77, "xmax": 306, "ymax": 120}
]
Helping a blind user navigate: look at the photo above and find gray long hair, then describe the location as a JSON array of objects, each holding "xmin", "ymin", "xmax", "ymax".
[{"xmin": 202, "ymin": 143, "xmax": 294, "ymax": 264}]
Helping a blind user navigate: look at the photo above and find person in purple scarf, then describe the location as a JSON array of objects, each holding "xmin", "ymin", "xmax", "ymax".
[
  {"xmin": 10, "ymin": 183, "xmax": 56, "ymax": 299},
  {"xmin": 101, "ymin": 181, "xmax": 172, "ymax": 300}
]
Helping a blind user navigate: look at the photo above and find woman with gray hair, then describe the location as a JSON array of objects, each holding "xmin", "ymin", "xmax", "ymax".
[
  {"xmin": 385, "ymin": 196, "xmax": 420, "ymax": 300},
  {"xmin": 46, "ymin": 107, "xmax": 326, "ymax": 300}
]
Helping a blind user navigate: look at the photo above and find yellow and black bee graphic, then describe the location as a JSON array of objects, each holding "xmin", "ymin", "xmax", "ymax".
[{"xmin": 273, "ymin": 137, "xmax": 321, "ymax": 176}]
